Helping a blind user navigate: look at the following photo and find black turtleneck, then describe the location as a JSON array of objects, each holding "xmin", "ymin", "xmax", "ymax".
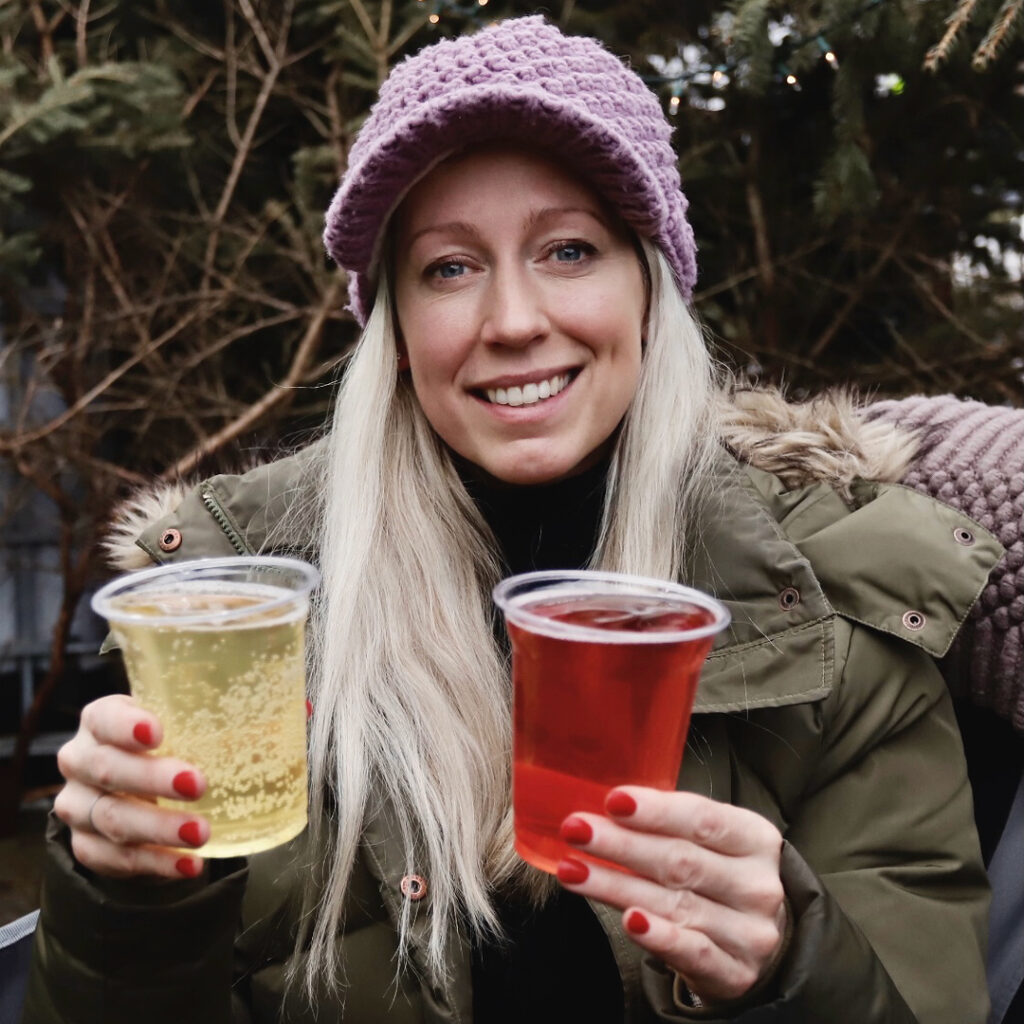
[
  {"xmin": 458, "ymin": 455, "xmax": 610, "ymax": 575},
  {"xmin": 459, "ymin": 455, "xmax": 625, "ymax": 1023}
]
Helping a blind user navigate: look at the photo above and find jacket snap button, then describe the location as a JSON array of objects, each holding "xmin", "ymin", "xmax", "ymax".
[
  {"xmin": 158, "ymin": 528, "xmax": 182, "ymax": 552},
  {"xmin": 902, "ymin": 610, "xmax": 926, "ymax": 631},
  {"xmin": 778, "ymin": 587, "xmax": 801, "ymax": 610},
  {"xmin": 953, "ymin": 527, "xmax": 975, "ymax": 546},
  {"xmin": 400, "ymin": 874, "xmax": 428, "ymax": 901}
]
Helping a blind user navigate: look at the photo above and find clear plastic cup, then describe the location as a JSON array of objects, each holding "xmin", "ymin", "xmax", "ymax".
[
  {"xmin": 92, "ymin": 556, "xmax": 320, "ymax": 857},
  {"xmin": 493, "ymin": 570, "xmax": 730, "ymax": 874}
]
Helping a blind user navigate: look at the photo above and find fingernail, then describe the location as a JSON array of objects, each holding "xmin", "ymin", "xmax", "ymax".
[
  {"xmin": 306, "ymin": 699, "xmax": 313, "ymax": 720},
  {"xmin": 606, "ymin": 790, "xmax": 637, "ymax": 817},
  {"xmin": 625, "ymin": 909, "xmax": 650, "ymax": 935},
  {"xmin": 559, "ymin": 816, "xmax": 593, "ymax": 845},
  {"xmin": 556, "ymin": 857, "xmax": 590, "ymax": 885},
  {"xmin": 178, "ymin": 821, "xmax": 204, "ymax": 847},
  {"xmin": 176, "ymin": 856, "xmax": 202, "ymax": 878},
  {"xmin": 172, "ymin": 771, "xmax": 200, "ymax": 799},
  {"xmin": 133, "ymin": 722, "xmax": 153, "ymax": 746}
]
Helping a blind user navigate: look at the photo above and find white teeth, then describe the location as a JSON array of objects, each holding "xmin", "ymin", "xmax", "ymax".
[{"xmin": 485, "ymin": 373, "xmax": 571, "ymax": 406}]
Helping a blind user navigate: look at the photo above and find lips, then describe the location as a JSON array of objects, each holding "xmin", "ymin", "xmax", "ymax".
[{"xmin": 482, "ymin": 372, "xmax": 574, "ymax": 407}]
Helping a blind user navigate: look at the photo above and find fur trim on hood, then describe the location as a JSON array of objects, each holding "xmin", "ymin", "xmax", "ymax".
[
  {"xmin": 719, "ymin": 387, "xmax": 917, "ymax": 499},
  {"xmin": 103, "ymin": 387, "xmax": 917, "ymax": 570},
  {"xmin": 102, "ymin": 482, "xmax": 189, "ymax": 571}
]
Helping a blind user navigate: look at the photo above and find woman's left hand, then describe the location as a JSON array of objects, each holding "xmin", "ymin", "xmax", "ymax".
[{"xmin": 556, "ymin": 787, "xmax": 786, "ymax": 1007}]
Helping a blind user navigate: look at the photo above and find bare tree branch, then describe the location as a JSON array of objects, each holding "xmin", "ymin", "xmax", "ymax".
[{"xmin": 162, "ymin": 275, "xmax": 344, "ymax": 479}]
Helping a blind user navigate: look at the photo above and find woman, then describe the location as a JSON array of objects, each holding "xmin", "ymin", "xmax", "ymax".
[{"xmin": 24, "ymin": 16, "xmax": 1001, "ymax": 1023}]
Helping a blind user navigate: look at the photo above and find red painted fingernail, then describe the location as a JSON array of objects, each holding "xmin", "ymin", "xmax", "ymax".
[
  {"xmin": 559, "ymin": 816, "xmax": 593, "ymax": 845},
  {"xmin": 306, "ymin": 699, "xmax": 313, "ymax": 720},
  {"xmin": 556, "ymin": 857, "xmax": 590, "ymax": 885},
  {"xmin": 172, "ymin": 771, "xmax": 200, "ymax": 799},
  {"xmin": 606, "ymin": 790, "xmax": 637, "ymax": 817},
  {"xmin": 133, "ymin": 722, "xmax": 153, "ymax": 746},
  {"xmin": 625, "ymin": 910, "xmax": 650, "ymax": 935},
  {"xmin": 178, "ymin": 821, "xmax": 204, "ymax": 847},
  {"xmin": 176, "ymin": 857, "xmax": 202, "ymax": 878}
]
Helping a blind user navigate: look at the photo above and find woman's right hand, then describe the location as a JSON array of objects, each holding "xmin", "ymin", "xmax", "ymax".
[{"xmin": 53, "ymin": 693, "xmax": 210, "ymax": 879}]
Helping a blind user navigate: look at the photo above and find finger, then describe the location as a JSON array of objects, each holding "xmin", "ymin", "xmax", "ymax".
[
  {"xmin": 79, "ymin": 694, "xmax": 163, "ymax": 751},
  {"xmin": 555, "ymin": 847, "xmax": 783, "ymax": 963},
  {"xmin": 55, "ymin": 783, "xmax": 210, "ymax": 849},
  {"xmin": 621, "ymin": 907, "xmax": 760, "ymax": 1004},
  {"xmin": 605, "ymin": 787, "xmax": 782, "ymax": 858},
  {"xmin": 69, "ymin": 829, "xmax": 205, "ymax": 881},
  {"xmin": 58, "ymin": 733, "xmax": 206, "ymax": 802},
  {"xmin": 562, "ymin": 813, "xmax": 782, "ymax": 913}
]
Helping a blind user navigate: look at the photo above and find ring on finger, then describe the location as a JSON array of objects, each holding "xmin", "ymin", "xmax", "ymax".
[{"xmin": 87, "ymin": 792, "xmax": 110, "ymax": 834}]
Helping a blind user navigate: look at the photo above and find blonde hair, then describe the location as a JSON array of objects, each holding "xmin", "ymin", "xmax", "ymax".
[{"xmin": 292, "ymin": 240, "xmax": 720, "ymax": 993}]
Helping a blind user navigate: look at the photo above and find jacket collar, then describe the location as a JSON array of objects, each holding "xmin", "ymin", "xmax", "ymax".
[{"xmin": 688, "ymin": 454, "xmax": 836, "ymax": 713}]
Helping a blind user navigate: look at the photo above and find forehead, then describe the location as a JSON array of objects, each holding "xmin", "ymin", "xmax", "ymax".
[{"xmin": 394, "ymin": 145, "xmax": 613, "ymax": 236}]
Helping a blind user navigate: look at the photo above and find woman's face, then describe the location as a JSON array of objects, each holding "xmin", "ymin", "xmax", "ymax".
[{"xmin": 393, "ymin": 147, "xmax": 646, "ymax": 485}]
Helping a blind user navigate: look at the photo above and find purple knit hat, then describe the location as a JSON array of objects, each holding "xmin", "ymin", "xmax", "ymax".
[{"xmin": 323, "ymin": 15, "xmax": 696, "ymax": 325}]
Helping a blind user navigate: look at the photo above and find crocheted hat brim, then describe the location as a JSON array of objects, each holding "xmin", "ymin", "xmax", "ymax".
[{"xmin": 324, "ymin": 85, "xmax": 693, "ymax": 325}]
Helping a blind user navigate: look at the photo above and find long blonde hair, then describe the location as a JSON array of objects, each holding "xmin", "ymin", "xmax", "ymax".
[{"xmin": 292, "ymin": 239, "xmax": 720, "ymax": 991}]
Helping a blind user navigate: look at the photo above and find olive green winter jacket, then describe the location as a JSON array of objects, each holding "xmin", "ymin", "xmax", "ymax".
[{"xmin": 22, "ymin": 427, "xmax": 1003, "ymax": 1023}]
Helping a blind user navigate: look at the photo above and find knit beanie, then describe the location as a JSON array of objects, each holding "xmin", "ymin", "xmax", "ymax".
[
  {"xmin": 868, "ymin": 396, "xmax": 1024, "ymax": 732},
  {"xmin": 323, "ymin": 15, "xmax": 696, "ymax": 325}
]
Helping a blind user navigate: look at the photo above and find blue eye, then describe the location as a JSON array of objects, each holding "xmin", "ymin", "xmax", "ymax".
[
  {"xmin": 553, "ymin": 243, "xmax": 592, "ymax": 263},
  {"xmin": 434, "ymin": 261, "xmax": 465, "ymax": 279}
]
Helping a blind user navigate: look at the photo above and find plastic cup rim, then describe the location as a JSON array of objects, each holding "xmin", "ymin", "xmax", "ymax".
[
  {"xmin": 492, "ymin": 569, "xmax": 731, "ymax": 645},
  {"xmin": 91, "ymin": 555, "xmax": 321, "ymax": 628}
]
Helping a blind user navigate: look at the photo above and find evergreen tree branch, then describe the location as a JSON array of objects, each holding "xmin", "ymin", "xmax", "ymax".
[
  {"xmin": 924, "ymin": 0, "xmax": 981, "ymax": 71},
  {"xmin": 972, "ymin": 0, "xmax": 1024, "ymax": 67}
]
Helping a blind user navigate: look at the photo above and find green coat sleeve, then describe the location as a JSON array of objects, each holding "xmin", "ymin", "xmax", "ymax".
[
  {"xmin": 20, "ymin": 816, "xmax": 250, "ymax": 1024},
  {"xmin": 638, "ymin": 619, "xmax": 989, "ymax": 1023},
  {"xmin": 781, "ymin": 621, "xmax": 989, "ymax": 1023}
]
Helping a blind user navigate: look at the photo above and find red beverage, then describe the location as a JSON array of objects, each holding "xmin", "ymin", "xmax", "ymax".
[{"xmin": 503, "ymin": 589, "xmax": 726, "ymax": 874}]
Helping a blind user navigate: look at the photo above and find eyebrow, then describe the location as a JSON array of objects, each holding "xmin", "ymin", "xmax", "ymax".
[
  {"xmin": 404, "ymin": 206, "xmax": 611, "ymax": 248},
  {"xmin": 404, "ymin": 220, "xmax": 484, "ymax": 248}
]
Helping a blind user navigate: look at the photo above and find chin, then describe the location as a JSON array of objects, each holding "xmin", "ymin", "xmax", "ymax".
[{"xmin": 475, "ymin": 451, "xmax": 588, "ymax": 487}]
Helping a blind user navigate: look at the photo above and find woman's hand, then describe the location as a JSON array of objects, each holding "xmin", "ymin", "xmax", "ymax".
[
  {"xmin": 53, "ymin": 694, "xmax": 210, "ymax": 879},
  {"xmin": 556, "ymin": 787, "xmax": 786, "ymax": 1007}
]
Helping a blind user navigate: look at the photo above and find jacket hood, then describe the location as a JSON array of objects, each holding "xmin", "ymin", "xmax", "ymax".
[{"xmin": 102, "ymin": 387, "xmax": 916, "ymax": 572}]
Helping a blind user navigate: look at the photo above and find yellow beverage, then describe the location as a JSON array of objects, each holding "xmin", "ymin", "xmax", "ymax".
[{"xmin": 109, "ymin": 583, "xmax": 309, "ymax": 857}]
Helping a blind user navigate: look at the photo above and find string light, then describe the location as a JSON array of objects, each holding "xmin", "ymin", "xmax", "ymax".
[
  {"xmin": 478, "ymin": 0, "xmax": 489, "ymax": 6},
  {"xmin": 642, "ymin": 0, "xmax": 883, "ymax": 96},
  {"xmin": 429, "ymin": 11, "xmax": 440, "ymax": 22},
  {"xmin": 817, "ymin": 37, "xmax": 840, "ymax": 70},
  {"xmin": 668, "ymin": 94, "xmax": 681, "ymax": 114}
]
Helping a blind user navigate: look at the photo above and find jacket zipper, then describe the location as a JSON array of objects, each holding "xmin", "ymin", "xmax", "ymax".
[{"xmin": 199, "ymin": 482, "xmax": 252, "ymax": 555}]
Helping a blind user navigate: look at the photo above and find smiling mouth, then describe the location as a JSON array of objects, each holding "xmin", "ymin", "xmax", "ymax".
[{"xmin": 482, "ymin": 371, "xmax": 576, "ymax": 407}]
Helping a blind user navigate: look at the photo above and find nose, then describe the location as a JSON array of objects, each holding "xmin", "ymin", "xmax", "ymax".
[{"xmin": 478, "ymin": 263, "xmax": 550, "ymax": 349}]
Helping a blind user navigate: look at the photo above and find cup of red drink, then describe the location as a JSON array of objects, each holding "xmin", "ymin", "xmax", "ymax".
[{"xmin": 493, "ymin": 570, "xmax": 730, "ymax": 875}]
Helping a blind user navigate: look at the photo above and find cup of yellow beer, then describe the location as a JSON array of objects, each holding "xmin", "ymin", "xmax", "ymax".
[{"xmin": 91, "ymin": 556, "xmax": 320, "ymax": 857}]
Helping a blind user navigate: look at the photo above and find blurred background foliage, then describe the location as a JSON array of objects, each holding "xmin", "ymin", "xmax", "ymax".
[
  {"xmin": 2, "ymin": 0, "xmax": 1022, "ymax": 480},
  {"xmin": 0, "ymin": 0, "xmax": 1022, "ymax": 821}
]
